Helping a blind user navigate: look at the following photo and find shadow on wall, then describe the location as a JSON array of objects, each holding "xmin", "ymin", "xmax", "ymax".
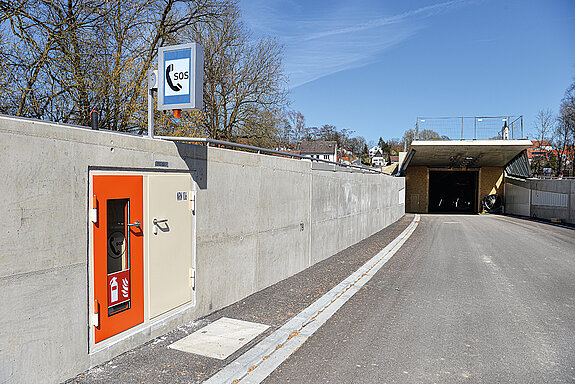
[{"xmin": 173, "ymin": 141, "xmax": 208, "ymax": 190}]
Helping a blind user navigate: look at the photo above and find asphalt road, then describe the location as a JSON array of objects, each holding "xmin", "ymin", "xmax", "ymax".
[{"xmin": 264, "ymin": 214, "xmax": 575, "ymax": 383}]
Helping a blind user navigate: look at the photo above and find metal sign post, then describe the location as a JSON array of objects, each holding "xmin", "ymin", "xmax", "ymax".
[{"xmin": 148, "ymin": 70, "xmax": 158, "ymax": 138}]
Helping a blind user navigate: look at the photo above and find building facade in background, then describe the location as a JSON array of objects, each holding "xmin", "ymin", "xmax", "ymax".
[{"xmin": 296, "ymin": 141, "xmax": 338, "ymax": 162}]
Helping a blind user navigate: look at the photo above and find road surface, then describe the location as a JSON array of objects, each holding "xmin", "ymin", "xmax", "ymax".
[{"xmin": 264, "ymin": 214, "xmax": 575, "ymax": 383}]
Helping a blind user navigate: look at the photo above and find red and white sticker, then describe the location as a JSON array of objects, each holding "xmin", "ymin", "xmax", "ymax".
[{"xmin": 107, "ymin": 270, "xmax": 130, "ymax": 307}]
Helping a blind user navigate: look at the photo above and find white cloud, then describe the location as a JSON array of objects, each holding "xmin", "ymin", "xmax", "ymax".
[{"xmin": 241, "ymin": 1, "xmax": 466, "ymax": 88}]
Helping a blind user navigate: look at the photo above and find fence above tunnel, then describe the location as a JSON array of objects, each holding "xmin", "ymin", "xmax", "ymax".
[{"xmin": 416, "ymin": 116, "xmax": 524, "ymax": 141}]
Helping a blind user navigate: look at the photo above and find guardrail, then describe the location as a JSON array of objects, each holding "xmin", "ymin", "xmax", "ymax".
[
  {"xmin": 531, "ymin": 176, "xmax": 575, "ymax": 180},
  {"xmin": 155, "ymin": 136, "xmax": 384, "ymax": 174}
]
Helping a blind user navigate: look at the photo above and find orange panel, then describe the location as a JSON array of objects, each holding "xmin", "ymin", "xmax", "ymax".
[{"xmin": 93, "ymin": 175, "xmax": 144, "ymax": 343}]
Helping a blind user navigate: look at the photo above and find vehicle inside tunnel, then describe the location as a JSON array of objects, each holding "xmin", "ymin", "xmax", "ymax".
[{"xmin": 429, "ymin": 171, "xmax": 478, "ymax": 213}]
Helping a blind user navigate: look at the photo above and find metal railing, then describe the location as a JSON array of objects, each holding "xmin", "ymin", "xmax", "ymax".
[
  {"xmin": 155, "ymin": 136, "xmax": 384, "ymax": 174},
  {"xmin": 0, "ymin": 113, "xmax": 383, "ymax": 174},
  {"xmin": 415, "ymin": 115, "xmax": 524, "ymax": 140},
  {"xmin": 531, "ymin": 176, "xmax": 575, "ymax": 180}
]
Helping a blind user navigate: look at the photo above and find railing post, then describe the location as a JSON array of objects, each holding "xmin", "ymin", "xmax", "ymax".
[
  {"xmin": 474, "ymin": 117, "xmax": 476, "ymax": 140},
  {"xmin": 147, "ymin": 69, "xmax": 157, "ymax": 139},
  {"xmin": 461, "ymin": 117, "xmax": 464, "ymax": 140},
  {"xmin": 90, "ymin": 107, "xmax": 99, "ymax": 130}
]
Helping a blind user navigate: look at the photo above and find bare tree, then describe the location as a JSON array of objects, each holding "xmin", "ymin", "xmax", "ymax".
[
  {"xmin": 285, "ymin": 110, "xmax": 307, "ymax": 144},
  {"xmin": 555, "ymin": 80, "xmax": 575, "ymax": 176},
  {"xmin": 186, "ymin": 7, "xmax": 288, "ymax": 143},
  {"xmin": 531, "ymin": 109, "xmax": 555, "ymax": 175},
  {"xmin": 346, "ymin": 136, "xmax": 365, "ymax": 156},
  {"xmin": 0, "ymin": 0, "xmax": 104, "ymax": 121},
  {"xmin": 0, "ymin": 0, "xmax": 232, "ymax": 130},
  {"xmin": 401, "ymin": 127, "xmax": 441, "ymax": 151},
  {"xmin": 401, "ymin": 128, "xmax": 416, "ymax": 151}
]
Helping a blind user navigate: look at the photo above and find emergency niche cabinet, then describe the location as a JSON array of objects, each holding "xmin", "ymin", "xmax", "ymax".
[{"xmin": 90, "ymin": 171, "xmax": 196, "ymax": 345}]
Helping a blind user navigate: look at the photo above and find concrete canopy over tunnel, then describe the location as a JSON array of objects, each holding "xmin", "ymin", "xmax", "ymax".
[{"xmin": 402, "ymin": 140, "xmax": 532, "ymax": 213}]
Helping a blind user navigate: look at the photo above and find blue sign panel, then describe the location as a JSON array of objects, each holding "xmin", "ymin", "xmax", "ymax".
[
  {"xmin": 158, "ymin": 43, "xmax": 203, "ymax": 111},
  {"xmin": 163, "ymin": 49, "xmax": 191, "ymax": 106}
]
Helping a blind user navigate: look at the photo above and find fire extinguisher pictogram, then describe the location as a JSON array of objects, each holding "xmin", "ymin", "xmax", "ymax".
[
  {"xmin": 107, "ymin": 270, "xmax": 130, "ymax": 308},
  {"xmin": 110, "ymin": 277, "xmax": 118, "ymax": 303}
]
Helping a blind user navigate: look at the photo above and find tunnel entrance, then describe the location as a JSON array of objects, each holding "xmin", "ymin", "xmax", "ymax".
[{"xmin": 429, "ymin": 171, "xmax": 478, "ymax": 213}]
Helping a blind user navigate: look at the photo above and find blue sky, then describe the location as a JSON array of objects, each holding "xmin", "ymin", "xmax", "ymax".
[{"xmin": 240, "ymin": 0, "xmax": 575, "ymax": 143}]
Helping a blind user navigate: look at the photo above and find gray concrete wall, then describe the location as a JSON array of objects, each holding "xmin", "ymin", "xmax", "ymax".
[
  {"xmin": 504, "ymin": 180, "xmax": 531, "ymax": 217},
  {"xmin": 0, "ymin": 115, "xmax": 405, "ymax": 383},
  {"xmin": 504, "ymin": 178, "xmax": 575, "ymax": 224}
]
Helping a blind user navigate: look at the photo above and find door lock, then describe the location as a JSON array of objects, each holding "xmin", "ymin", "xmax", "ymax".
[{"xmin": 153, "ymin": 218, "xmax": 168, "ymax": 235}]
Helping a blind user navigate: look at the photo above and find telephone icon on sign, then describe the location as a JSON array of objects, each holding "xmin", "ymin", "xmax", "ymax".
[{"xmin": 166, "ymin": 64, "xmax": 182, "ymax": 92}]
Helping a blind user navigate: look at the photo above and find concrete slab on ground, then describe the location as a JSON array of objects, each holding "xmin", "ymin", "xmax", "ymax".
[{"xmin": 168, "ymin": 317, "xmax": 269, "ymax": 360}]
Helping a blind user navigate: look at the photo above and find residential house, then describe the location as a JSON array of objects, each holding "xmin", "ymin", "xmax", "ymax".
[
  {"xmin": 368, "ymin": 145, "xmax": 381, "ymax": 158},
  {"xmin": 338, "ymin": 147, "xmax": 354, "ymax": 164},
  {"xmin": 527, "ymin": 140, "xmax": 575, "ymax": 176},
  {"xmin": 526, "ymin": 141, "xmax": 553, "ymax": 163},
  {"xmin": 296, "ymin": 141, "xmax": 338, "ymax": 162},
  {"xmin": 371, "ymin": 150, "xmax": 385, "ymax": 166}
]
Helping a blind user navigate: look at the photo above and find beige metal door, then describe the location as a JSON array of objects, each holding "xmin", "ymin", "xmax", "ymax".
[{"xmin": 147, "ymin": 173, "xmax": 195, "ymax": 318}]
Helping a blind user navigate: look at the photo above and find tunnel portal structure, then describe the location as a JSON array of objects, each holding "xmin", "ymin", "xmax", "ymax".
[{"xmin": 400, "ymin": 140, "xmax": 533, "ymax": 214}]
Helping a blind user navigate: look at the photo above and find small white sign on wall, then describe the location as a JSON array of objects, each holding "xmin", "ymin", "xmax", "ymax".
[
  {"xmin": 399, "ymin": 188, "xmax": 405, "ymax": 205},
  {"xmin": 176, "ymin": 191, "xmax": 188, "ymax": 201}
]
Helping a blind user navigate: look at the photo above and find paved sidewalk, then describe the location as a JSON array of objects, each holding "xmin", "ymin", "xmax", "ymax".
[{"xmin": 67, "ymin": 215, "xmax": 413, "ymax": 384}]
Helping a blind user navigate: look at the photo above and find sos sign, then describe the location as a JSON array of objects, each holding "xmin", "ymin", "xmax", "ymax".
[
  {"xmin": 158, "ymin": 43, "xmax": 203, "ymax": 111},
  {"xmin": 164, "ymin": 59, "xmax": 189, "ymax": 96}
]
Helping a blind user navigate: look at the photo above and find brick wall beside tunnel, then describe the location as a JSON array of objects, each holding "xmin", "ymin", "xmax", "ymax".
[
  {"xmin": 405, "ymin": 166, "xmax": 428, "ymax": 213},
  {"xmin": 478, "ymin": 167, "xmax": 504, "ymax": 212}
]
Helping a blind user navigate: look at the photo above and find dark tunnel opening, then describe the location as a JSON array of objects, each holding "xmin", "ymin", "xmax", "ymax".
[{"xmin": 429, "ymin": 171, "xmax": 478, "ymax": 213}]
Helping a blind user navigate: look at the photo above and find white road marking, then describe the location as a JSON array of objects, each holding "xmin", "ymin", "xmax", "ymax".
[{"xmin": 203, "ymin": 214, "xmax": 420, "ymax": 384}]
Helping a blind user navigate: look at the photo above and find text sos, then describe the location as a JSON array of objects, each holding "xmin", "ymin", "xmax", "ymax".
[{"xmin": 172, "ymin": 71, "xmax": 189, "ymax": 80}]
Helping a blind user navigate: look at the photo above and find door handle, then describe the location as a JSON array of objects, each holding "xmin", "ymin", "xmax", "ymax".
[
  {"xmin": 127, "ymin": 221, "xmax": 142, "ymax": 227},
  {"xmin": 153, "ymin": 218, "xmax": 168, "ymax": 235}
]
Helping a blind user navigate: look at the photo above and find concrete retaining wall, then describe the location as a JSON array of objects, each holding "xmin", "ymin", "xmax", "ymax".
[
  {"xmin": 504, "ymin": 178, "xmax": 575, "ymax": 224},
  {"xmin": 0, "ymin": 115, "xmax": 405, "ymax": 383}
]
